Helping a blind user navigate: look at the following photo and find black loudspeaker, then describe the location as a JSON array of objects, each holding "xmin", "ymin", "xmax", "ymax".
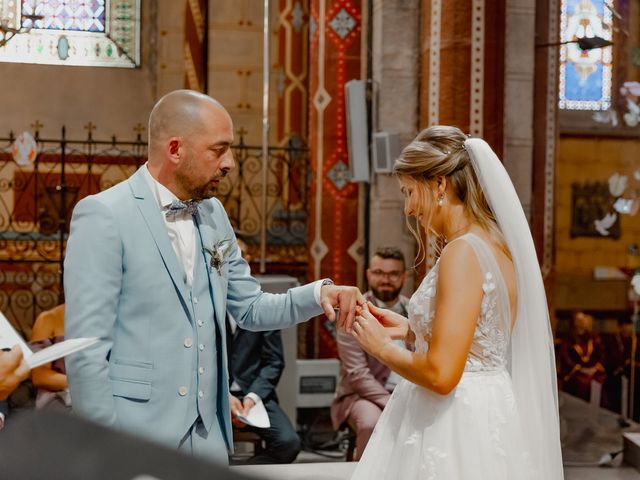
[
  {"xmin": 0, "ymin": 410, "xmax": 255, "ymax": 480},
  {"xmin": 372, "ymin": 132, "xmax": 401, "ymax": 174}
]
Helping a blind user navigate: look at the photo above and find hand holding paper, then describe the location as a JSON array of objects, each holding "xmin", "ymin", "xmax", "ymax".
[
  {"xmin": 0, "ymin": 311, "xmax": 99, "ymax": 369},
  {"xmin": 236, "ymin": 398, "xmax": 271, "ymax": 429},
  {"xmin": 0, "ymin": 346, "xmax": 30, "ymax": 400}
]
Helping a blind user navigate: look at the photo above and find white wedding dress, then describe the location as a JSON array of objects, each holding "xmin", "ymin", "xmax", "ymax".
[{"xmin": 351, "ymin": 233, "xmax": 535, "ymax": 480}]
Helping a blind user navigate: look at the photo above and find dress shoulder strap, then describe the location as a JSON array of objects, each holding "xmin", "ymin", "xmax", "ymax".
[{"xmin": 449, "ymin": 233, "xmax": 513, "ymax": 332}]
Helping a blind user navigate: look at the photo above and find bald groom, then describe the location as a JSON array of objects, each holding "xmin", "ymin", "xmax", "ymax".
[{"xmin": 64, "ymin": 90, "xmax": 363, "ymax": 463}]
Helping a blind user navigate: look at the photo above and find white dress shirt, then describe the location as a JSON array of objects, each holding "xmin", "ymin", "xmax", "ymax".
[
  {"xmin": 141, "ymin": 164, "xmax": 197, "ymax": 286},
  {"xmin": 226, "ymin": 314, "xmax": 261, "ymax": 406}
]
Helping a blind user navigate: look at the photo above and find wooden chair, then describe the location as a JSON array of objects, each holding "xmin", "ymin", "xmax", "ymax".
[
  {"xmin": 344, "ymin": 424, "xmax": 357, "ymax": 461},
  {"xmin": 232, "ymin": 427, "xmax": 264, "ymax": 456}
]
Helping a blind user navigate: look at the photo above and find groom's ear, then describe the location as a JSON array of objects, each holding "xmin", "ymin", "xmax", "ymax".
[{"xmin": 166, "ymin": 138, "xmax": 182, "ymax": 165}]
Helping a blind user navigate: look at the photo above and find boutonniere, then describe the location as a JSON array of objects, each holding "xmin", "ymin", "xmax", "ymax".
[{"xmin": 204, "ymin": 239, "xmax": 231, "ymax": 276}]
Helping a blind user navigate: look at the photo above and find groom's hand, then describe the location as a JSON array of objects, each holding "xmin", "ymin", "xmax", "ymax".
[
  {"xmin": 320, "ymin": 285, "xmax": 366, "ymax": 332},
  {"xmin": 229, "ymin": 394, "xmax": 246, "ymax": 427}
]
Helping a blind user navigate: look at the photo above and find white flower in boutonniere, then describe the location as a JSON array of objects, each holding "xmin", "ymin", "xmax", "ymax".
[{"xmin": 204, "ymin": 239, "xmax": 231, "ymax": 276}]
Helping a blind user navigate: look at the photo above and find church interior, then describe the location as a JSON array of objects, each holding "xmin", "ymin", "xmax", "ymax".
[{"xmin": 1, "ymin": 0, "xmax": 640, "ymax": 479}]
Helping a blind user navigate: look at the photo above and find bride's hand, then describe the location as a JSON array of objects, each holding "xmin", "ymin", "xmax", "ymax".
[
  {"xmin": 351, "ymin": 309, "xmax": 393, "ymax": 359},
  {"xmin": 366, "ymin": 302, "xmax": 409, "ymax": 340}
]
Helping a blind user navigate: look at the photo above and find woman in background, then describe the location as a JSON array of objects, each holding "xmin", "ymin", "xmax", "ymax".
[{"xmin": 30, "ymin": 304, "xmax": 70, "ymax": 410}]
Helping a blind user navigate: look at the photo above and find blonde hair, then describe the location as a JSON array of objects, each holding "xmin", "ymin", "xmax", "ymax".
[{"xmin": 393, "ymin": 125, "xmax": 509, "ymax": 265}]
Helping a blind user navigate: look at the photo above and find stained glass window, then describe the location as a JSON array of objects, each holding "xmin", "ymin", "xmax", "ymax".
[
  {"xmin": 23, "ymin": 1, "xmax": 106, "ymax": 32},
  {"xmin": 559, "ymin": 0, "xmax": 613, "ymax": 110},
  {"xmin": 0, "ymin": 0, "xmax": 140, "ymax": 68}
]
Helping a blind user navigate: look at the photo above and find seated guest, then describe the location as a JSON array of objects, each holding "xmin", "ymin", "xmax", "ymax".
[
  {"xmin": 603, "ymin": 317, "xmax": 635, "ymax": 413},
  {"xmin": 0, "ymin": 346, "xmax": 30, "ymax": 430},
  {"xmin": 227, "ymin": 236, "xmax": 300, "ymax": 464},
  {"xmin": 29, "ymin": 304, "xmax": 70, "ymax": 410},
  {"xmin": 559, "ymin": 311, "xmax": 606, "ymax": 405},
  {"xmin": 331, "ymin": 247, "xmax": 409, "ymax": 460}
]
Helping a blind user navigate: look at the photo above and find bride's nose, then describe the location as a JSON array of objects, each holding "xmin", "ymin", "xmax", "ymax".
[{"xmin": 404, "ymin": 200, "xmax": 414, "ymax": 217}]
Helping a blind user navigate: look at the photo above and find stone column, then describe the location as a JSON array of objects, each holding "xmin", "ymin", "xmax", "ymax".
[
  {"xmin": 504, "ymin": 0, "xmax": 536, "ymax": 219},
  {"xmin": 369, "ymin": 0, "xmax": 420, "ymax": 293},
  {"xmin": 533, "ymin": 0, "xmax": 560, "ymax": 279}
]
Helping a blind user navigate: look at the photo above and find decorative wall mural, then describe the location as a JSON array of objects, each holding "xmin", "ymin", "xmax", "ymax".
[{"xmin": 571, "ymin": 181, "xmax": 621, "ymax": 238}]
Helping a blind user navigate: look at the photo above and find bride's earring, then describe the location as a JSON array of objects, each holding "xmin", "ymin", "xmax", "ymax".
[{"xmin": 437, "ymin": 194, "xmax": 445, "ymax": 206}]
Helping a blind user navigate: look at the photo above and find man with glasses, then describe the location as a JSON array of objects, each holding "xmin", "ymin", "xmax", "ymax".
[{"xmin": 331, "ymin": 247, "xmax": 409, "ymax": 460}]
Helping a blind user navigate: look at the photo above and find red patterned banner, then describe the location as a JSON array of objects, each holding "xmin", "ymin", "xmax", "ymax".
[
  {"xmin": 184, "ymin": 0, "xmax": 208, "ymax": 92},
  {"xmin": 305, "ymin": 0, "xmax": 362, "ymax": 358}
]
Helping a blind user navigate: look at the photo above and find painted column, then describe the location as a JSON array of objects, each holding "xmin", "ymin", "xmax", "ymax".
[
  {"xmin": 304, "ymin": 0, "xmax": 362, "ymax": 358},
  {"xmin": 277, "ymin": 0, "xmax": 310, "ymax": 146},
  {"xmin": 420, "ymin": 0, "xmax": 506, "ymax": 157},
  {"xmin": 184, "ymin": 0, "xmax": 208, "ymax": 92}
]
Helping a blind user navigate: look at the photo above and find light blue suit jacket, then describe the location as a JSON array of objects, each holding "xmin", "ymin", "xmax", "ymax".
[{"xmin": 64, "ymin": 168, "xmax": 322, "ymax": 451}]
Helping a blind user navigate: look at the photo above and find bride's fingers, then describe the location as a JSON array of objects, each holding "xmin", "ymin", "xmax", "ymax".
[
  {"xmin": 352, "ymin": 321, "xmax": 361, "ymax": 337},
  {"xmin": 356, "ymin": 309, "xmax": 371, "ymax": 321},
  {"xmin": 367, "ymin": 302, "xmax": 388, "ymax": 320}
]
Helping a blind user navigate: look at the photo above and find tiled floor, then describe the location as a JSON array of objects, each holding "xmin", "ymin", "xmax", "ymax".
[
  {"xmin": 232, "ymin": 393, "xmax": 640, "ymax": 479},
  {"xmin": 235, "ymin": 461, "xmax": 640, "ymax": 480}
]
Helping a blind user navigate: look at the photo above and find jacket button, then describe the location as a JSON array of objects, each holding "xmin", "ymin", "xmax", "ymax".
[
  {"xmin": 178, "ymin": 386, "xmax": 188, "ymax": 396},
  {"xmin": 197, "ymin": 319, "xmax": 204, "ymax": 327},
  {"xmin": 198, "ymin": 390, "xmax": 204, "ymax": 398},
  {"xmin": 199, "ymin": 343, "xmax": 205, "ymax": 351},
  {"xmin": 184, "ymin": 338, "xmax": 193, "ymax": 348},
  {"xmin": 193, "ymin": 297, "xmax": 199, "ymax": 304},
  {"xmin": 198, "ymin": 367, "xmax": 205, "ymax": 375}
]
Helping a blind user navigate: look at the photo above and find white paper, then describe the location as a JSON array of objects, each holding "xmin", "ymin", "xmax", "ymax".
[
  {"xmin": 0, "ymin": 312, "xmax": 32, "ymax": 358},
  {"xmin": 0, "ymin": 311, "xmax": 99, "ymax": 369},
  {"xmin": 237, "ymin": 398, "xmax": 271, "ymax": 429},
  {"xmin": 27, "ymin": 337, "xmax": 100, "ymax": 369}
]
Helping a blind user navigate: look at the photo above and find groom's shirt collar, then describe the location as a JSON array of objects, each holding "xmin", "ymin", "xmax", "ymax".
[
  {"xmin": 139, "ymin": 163, "xmax": 198, "ymax": 286},
  {"xmin": 140, "ymin": 163, "xmax": 180, "ymax": 211}
]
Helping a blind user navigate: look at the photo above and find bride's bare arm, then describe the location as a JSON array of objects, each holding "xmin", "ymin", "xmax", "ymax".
[{"xmin": 352, "ymin": 241, "xmax": 483, "ymax": 395}]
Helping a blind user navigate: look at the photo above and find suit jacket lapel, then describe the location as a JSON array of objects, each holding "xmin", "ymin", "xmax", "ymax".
[
  {"xmin": 194, "ymin": 202, "xmax": 228, "ymax": 334},
  {"xmin": 128, "ymin": 169, "xmax": 191, "ymax": 313}
]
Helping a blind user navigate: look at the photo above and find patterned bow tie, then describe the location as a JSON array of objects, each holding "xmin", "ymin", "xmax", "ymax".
[{"xmin": 165, "ymin": 199, "xmax": 200, "ymax": 217}]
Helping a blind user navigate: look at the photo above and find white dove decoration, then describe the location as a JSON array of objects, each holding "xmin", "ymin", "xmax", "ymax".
[
  {"xmin": 592, "ymin": 109, "xmax": 618, "ymax": 127},
  {"xmin": 608, "ymin": 173, "xmax": 628, "ymax": 197},
  {"xmin": 632, "ymin": 272, "xmax": 640, "ymax": 297},
  {"xmin": 11, "ymin": 131, "xmax": 37, "ymax": 167},
  {"xmin": 594, "ymin": 212, "xmax": 617, "ymax": 236},
  {"xmin": 613, "ymin": 198, "xmax": 640, "ymax": 216},
  {"xmin": 623, "ymin": 105, "xmax": 640, "ymax": 127},
  {"xmin": 621, "ymin": 81, "xmax": 640, "ymax": 96}
]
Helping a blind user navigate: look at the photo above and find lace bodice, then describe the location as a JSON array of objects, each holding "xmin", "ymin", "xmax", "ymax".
[{"xmin": 407, "ymin": 233, "xmax": 512, "ymax": 372}]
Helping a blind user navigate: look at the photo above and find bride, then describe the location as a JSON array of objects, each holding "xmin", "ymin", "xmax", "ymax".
[{"xmin": 349, "ymin": 126, "xmax": 563, "ymax": 479}]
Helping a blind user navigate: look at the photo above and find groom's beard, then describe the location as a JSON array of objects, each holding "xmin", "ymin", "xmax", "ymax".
[
  {"xmin": 372, "ymin": 286, "xmax": 401, "ymax": 303},
  {"xmin": 175, "ymin": 151, "xmax": 228, "ymax": 200}
]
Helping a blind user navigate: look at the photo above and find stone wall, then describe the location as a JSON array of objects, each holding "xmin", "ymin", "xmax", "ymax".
[
  {"xmin": 0, "ymin": 0, "xmax": 185, "ymax": 141},
  {"xmin": 554, "ymin": 136, "xmax": 640, "ymax": 313},
  {"xmin": 369, "ymin": 0, "xmax": 420, "ymax": 293}
]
